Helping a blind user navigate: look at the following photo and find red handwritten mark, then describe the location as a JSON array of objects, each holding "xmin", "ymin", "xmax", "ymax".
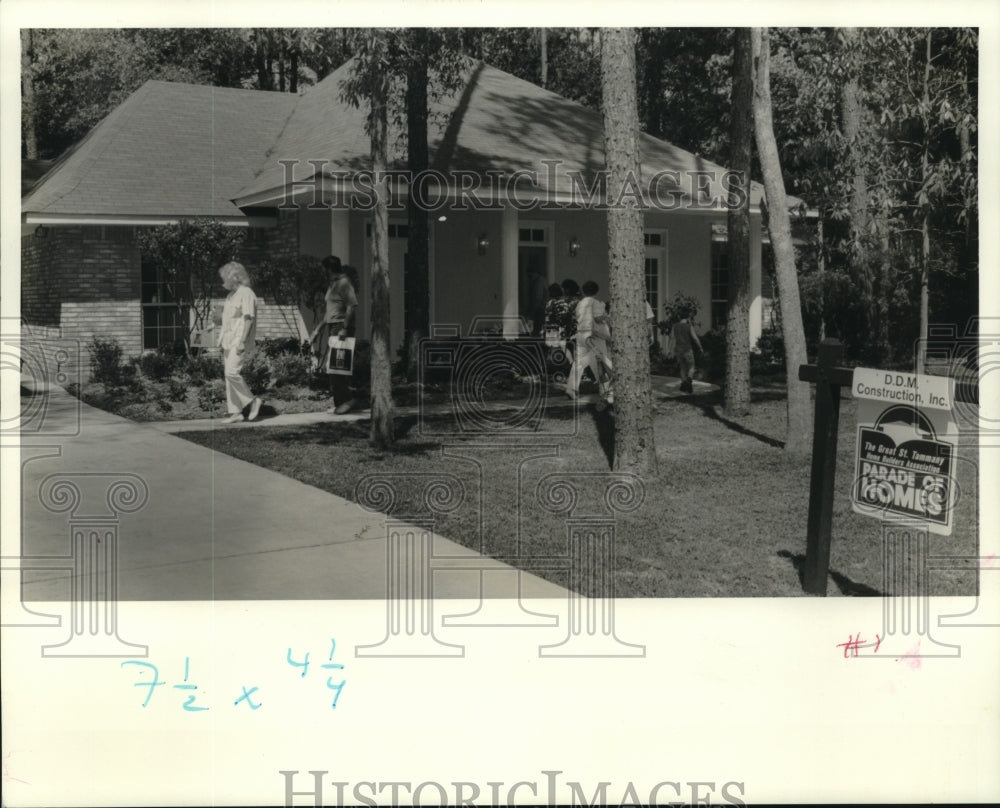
[
  {"xmin": 837, "ymin": 633, "xmax": 864, "ymax": 658},
  {"xmin": 2, "ymin": 752, "xmax": 31, "ymax": 786},
  {"xmin": 895, "ymin": 640, "xmax": 923, "ymax": 669},
  {"xmin": 873, "ymin": 634, "xmax": 882, "ymax": 653}
]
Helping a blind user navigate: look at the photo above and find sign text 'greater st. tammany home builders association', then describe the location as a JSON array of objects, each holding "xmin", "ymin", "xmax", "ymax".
[{"xmin": 851, "ymin": 369, "xmax": 958, "ymax": 536}]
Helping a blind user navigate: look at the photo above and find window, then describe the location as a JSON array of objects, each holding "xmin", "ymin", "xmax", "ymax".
[
  {"xmin": 645, "ymin": 257, "xmax": 660, "ymax": 316},
  {"xmin": 643, "ymin": 230, "xmax": 666, "ymax": 322},
  {"xmin": 141, "ymin": 257, "xmax": 188, "ymax": 349},
  {"xmin": 710, "ymin": 240, "xmax": 728, "ymax": 330},
  {"xmin": 518, "ymin": 228, "xmax": 545, "ymax": 243}
]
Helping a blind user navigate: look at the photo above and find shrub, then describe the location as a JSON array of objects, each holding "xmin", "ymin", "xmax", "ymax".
[
  {"xmin": 754, "ymin": 328, "xmax": 786, "ymax": 369},
  {"xmin": 269, "ymin": 352, "xmax": 313, "ymax": 387},
  {"xmin": 243, "ymin": 352, "xmax": 272, "ymax": 395},
  {"xmin": 137, "ymin": 350, "xmax": 177, "ymax": 382},
  {"xmin": 197, "ymin": 379, "xmax": 226, "ymax": 411},
  {"xmin": 167, "ymin": 376, "xmax": 190, "ymax": 402},
  {"xmin": 697, "ymin": 328, "xmax": 727, "ymax": 382},
  {"xmin": 88, "ymin": 336, "xmax": 126, "ymax": 386},
  {"xmin": 658, "ymin": 292, "xmax": 702, "ymax": 336},
  {"xmin": 185, "ymin": 352, "xmax": 223, "ymax": 385},
  {"xmin": 260, "ymin": 337, "xmax": 310, "ymax": 358}
]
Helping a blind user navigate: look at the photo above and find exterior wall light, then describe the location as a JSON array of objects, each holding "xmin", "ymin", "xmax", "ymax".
[
  {"xmin": 477, "ymin": 234, "xmax": 490, "ymax": 255},
  {"xmin": 568, "ymin": 236, "xmax": 581, "ymax": 257},
  {"xmin": 34, "ymin": 224, "xmax": 49, "ymax": 240}
]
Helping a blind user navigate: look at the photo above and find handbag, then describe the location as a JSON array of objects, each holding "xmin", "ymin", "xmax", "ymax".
[{"xmin": 326, "ymin": 336, "xmax": 356, "ymax": 375}]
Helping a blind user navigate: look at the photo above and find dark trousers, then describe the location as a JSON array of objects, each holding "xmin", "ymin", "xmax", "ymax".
[{"xmin": 329, "ymin": 373, "xmax": 351, "ymax": 405}]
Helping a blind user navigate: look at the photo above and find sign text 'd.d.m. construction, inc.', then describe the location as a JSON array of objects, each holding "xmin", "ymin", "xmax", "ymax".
[{"xmin": 851, "ymin": 369, "xmax": 957, "ymax": 536}]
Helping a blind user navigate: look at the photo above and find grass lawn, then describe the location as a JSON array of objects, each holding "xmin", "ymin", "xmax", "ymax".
[{"xmin": 179, "ymin": 385, "xmax": 979, "ymax": 598}]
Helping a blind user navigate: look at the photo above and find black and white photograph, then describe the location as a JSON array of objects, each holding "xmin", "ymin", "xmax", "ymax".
[{"xmin": 2, "ymin": 1, "xmax": 998, "ymax": 805}]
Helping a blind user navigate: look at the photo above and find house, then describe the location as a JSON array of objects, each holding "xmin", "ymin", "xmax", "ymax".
[{"xmin": 21, "ymin": 58, "xmax": 786, "ymax": 377}]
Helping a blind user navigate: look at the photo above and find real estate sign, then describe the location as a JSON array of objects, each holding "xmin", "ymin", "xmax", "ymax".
[{"xmin": 851, "ymin": 368, "xmax": 957, "ymax": 536}]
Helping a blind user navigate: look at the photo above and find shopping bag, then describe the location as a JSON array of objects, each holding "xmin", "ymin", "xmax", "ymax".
[{"xmin": 326, "ymin": 336, "xmax": 355, "ymax": 375}]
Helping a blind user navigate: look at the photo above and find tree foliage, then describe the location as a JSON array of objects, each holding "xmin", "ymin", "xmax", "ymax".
[
  {"xmin": 24, "ymin": 26, "xmax": 979, "ymax": 377},
  {"xmin": 254, "ymin": 254, "xmax": 328, "ymax": 326},
  {"xmin": 135, "ymin": 219, "xmax": 247, "ymax": 352},
  {"xmin": 21, "ymin": 28, "xmax": 352, "ymax": 159}
]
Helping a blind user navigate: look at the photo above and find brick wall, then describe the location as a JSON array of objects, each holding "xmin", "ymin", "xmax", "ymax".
[
  {"xmin": 20, "ymin": 216, "xmax": 308, "ymax": 380},
  {"xmin": 21, "ymin": 226, "xmax": 143, "ymax": 381},
  {"xmin": 21, "ymin": 231, "xmax": 66, "ymax": 327}
]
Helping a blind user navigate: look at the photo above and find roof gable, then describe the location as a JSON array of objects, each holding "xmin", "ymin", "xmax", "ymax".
[
  {"xmin": 25, "ymin": 61, "xmax": 777, "ymax": 219},
  {"xmin": 23, "ymin": 81, "xmax": 298, "ymax": 219},
  {"xmin": 236, "ymin": 59, "xmax": 767, "ymax": 209}
]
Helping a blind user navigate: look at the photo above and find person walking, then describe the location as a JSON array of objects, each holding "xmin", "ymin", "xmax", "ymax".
[
  {"xmin": 668, "ymin": 310, "xmax": 702, "ymax": 393},
  {"xmin": 310, "ymin": 255, "xmax": 358, "ymax": 415},
  {"xmin": 564, "ymin": 280, "xmax": 613, "ymax": 405},
  {"xmin": 218, "ymin": 261, "xmax": 263, "ymax": 424}
]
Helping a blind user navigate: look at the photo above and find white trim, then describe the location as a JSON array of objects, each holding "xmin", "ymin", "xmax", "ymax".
[
  {"xmin": 501, "ymin": 206, "xmax": 519, "ymax": 340},
  {"xmin": 23, "ymin": 213, "xmax": 275, "ymax": 227},
  {"xmin": 644, "ymin": 228, "xmax": 668, "ymax": 350},
  {"xmin": 428, "ymin": 220, "xmax": 436, "ymax": 328}
]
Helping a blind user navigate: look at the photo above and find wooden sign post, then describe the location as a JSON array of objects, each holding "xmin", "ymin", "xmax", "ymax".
[
  {"xmin": 798, "ymin": 339, "xmax": 978, "ymax": 596},
  {"xmin": 799, "ymin": 339, "xmax": 849, "ymax": 595}
]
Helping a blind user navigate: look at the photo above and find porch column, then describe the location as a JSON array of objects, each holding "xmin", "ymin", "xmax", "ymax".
[
  {"xmin": 330, "ymin": 209, "xmax": 350, "ymax": 260},
  {"xmin": 501, "ymin": 205, "xmax": 519, "ymax": 340},
  {"xmin": 748, "ymin": 212, "xmax": 763, "ymax": 346}
]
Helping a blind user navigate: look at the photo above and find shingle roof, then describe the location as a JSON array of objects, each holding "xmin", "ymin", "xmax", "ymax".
[
  {"xmin": 22, "ymin": 81, "xmax": 298, "ymax": 218},
  {"xmin": 237, "ymin": 59, "xmax": 771, "ymax": 209},
  {"xmin": 25, "ymin": 61, "xmax": 778, "ymax": 219}
]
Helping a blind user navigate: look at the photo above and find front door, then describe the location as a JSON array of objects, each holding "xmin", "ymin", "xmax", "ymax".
[
  {"xmin": 518, "ymin": 224, "xmax": 552, "ymax": 336},
  {"xmin": 644, "ymin": 230, "xmax": 668, "ymax": 349}
]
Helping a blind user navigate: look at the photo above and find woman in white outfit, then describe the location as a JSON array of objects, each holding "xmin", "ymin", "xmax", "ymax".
[
  {"xmin": 565, "ymin": 280, "xmax": 614, "ymax": 405},
  {"xmin": 218, "ymin": 261, "xmax": 262, "ymax": 424}
]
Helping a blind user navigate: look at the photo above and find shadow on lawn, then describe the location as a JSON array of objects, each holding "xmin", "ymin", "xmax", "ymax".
[
  {"xmin": 589, "ymin": 406, "xmax": 616, "ymax": 468},
  {"xmin": 668, "ymin": 389, "xmax": 786, "ymax": 450},
  {"xmin": 777, "ymin": 550, "xmax": 882, "ymax": 596}
]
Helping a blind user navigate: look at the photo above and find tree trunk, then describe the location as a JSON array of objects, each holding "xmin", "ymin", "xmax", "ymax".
[
  {"xmin": 290, "ymin": 50, "xmax": 299, "ymax": 94},
  {"xmin": 255, "ymin": 32, "xmax": 270, "ymax": 90},
  {"xmin": 724, "ymin": 27, "xmax": 753, "ymax": 417},
  {"xmin": 751, "ymin": 28, "xmax": 812, "ymax": 455},
  {"xmin": 21, "ymin": 29, "xmax": 38, "ymax": 159},
  {"xmin": 601, "ymin": 28, "xmax": 658, "ymax": 475},
  {"xmin": 405, "ymin": 34, "xmax": 431, "ymax": 381},
  {"xmin": 840, "ymin": 27, "xmax": 876, "ymax": 360},
  {"xmin": 540, "ymin": 28, "xmax": 548, "ymax": 88},
  {"xmin": 916, "ymin": 30, "xmax": 932, "ymax": 374},
  {"xmin": 369, "ymin": 68, "xmax": 395, "ymax": 448}
]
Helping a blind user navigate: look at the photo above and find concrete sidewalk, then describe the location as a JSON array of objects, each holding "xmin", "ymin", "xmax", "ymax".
[{"xmin": 15, "ymin": 384, "xmax": 568, "ymax": 601}]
